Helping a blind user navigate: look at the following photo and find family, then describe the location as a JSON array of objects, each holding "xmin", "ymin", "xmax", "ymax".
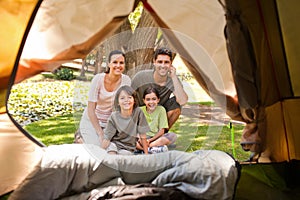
[{"xmin": 76, "ymin": 47, "xmax": 188, "ymax": 155}]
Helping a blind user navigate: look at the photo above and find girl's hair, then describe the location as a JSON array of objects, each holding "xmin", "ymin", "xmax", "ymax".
[
  {"xmin": 105, "ymin": 50, "xmax": 125, "ymax": 73},
  {"xmin": 143, "ymin": 86, "xmax": 160, "ymax": 99},
  {"xmin": 114, "ymin": 85, "xmax": 138, "ymax": 111}
]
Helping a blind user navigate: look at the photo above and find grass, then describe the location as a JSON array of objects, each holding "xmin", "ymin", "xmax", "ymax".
[
  {"xmin": 24, "ymin": 110, "xmax": 250, "ymax": 161},
  {"xmin": 24, "ymin": 114, "xmax": 78, "ymax": 145},
  {"xmin": 21, "ymin": 71, "xmax": 250, "ymax": 161}
]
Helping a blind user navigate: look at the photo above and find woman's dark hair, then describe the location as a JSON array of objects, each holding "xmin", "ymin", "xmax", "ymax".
[
  {"xmin": 153, "ymin": 47, "xmax": 173, "ymax": 61},
  {"xmin": 114, "ymin": 85, "xmax": 138, "ymax": 111},
  {"xmin": 105, "ymin": 50, "xmax": 125, "ymax": 73},
  {"xmin": 143, "ymin": 85, "xmax": 160, "ymax": 99},
  {"xmin": 108, "ymin": 50, "xmax": 125, "ymax": 62}
]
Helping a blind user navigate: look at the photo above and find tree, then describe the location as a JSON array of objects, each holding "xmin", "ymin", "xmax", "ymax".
[{"xmin": 85, "ymin": 2, "xmax": 172, "ymax": 78}]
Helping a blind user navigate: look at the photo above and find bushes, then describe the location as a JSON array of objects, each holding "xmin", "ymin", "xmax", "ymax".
[
  {"xmin": 7, "ymin": 80, "xmax": 89, "ymax": 126},
  {"xmin": 54, "ymin": 68, "xmax": 76, "ymax": 80}
]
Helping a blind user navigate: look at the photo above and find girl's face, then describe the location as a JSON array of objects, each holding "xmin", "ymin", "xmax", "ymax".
[
  {"xmin": 109, "ymin": 54, "xmax": 125, "ymax": 75},
  {"xmin": 118, "ymin": 90, "xmax": 134, "ymax": 112},
  {"xmin": 143, "ymin": 92, "xmax": 159, "ymax": 113}
]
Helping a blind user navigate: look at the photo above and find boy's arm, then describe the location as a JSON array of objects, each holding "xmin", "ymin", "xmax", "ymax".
[
  {"xmin": 101, "ymin": 139, "xmax": 110, "ymax": 149},
  {"xmin": 139, "ymin": 134, "xmax": 148, "ymax": 154}
]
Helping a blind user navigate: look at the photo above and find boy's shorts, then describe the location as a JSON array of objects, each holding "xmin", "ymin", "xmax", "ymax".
[{"xmin": 106, "ymin": 142, "xmax": 133, "ymax": 155}]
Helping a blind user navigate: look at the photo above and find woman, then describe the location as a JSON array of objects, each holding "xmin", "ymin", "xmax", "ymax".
[{"xmin": 78, "ymin": 50, "xmax": 131, "ymax": 146}]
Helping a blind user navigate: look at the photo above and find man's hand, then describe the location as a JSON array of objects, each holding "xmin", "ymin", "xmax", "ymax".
[{"xmin": 168, "ymin": 65, "xmax": 177, "ymax": 78}]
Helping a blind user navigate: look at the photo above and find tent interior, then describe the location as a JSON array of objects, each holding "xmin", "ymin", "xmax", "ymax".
[{"xmin": 1, "ymin": 0, "xmax": 300, "ymax": 199}]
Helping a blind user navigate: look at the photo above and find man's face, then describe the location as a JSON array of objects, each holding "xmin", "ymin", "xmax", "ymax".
[{"xmin": 153, "ymin": 54, "xmax": 171, "ymax": 77}]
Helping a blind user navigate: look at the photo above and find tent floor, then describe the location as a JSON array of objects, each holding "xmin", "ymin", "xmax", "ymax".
[{"xmin": 235, "ymin": 160, "xmax": 300, "ymax": 200}]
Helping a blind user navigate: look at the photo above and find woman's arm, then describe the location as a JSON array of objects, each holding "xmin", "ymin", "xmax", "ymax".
[{"xmin": 87, "ymin": 101, "xmax": 104, "ymax": 140}]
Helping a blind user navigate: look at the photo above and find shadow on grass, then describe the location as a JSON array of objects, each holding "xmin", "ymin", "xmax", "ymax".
[{"xmin": 24, "ymin": 114, "xmax": 77, "ymax": 146}]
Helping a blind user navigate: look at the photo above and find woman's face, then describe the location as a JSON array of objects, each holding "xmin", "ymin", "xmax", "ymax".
[
  {"xmin": 118, "ymin": 90, "xmax": 134, "ymax": 112},
  {"xmin": 109, "ymin": 54, "xmax": 125, "ymax": 75},
  {"xmin": 143, "ymin": 92, "xmax": 159, "ymax": 113}
]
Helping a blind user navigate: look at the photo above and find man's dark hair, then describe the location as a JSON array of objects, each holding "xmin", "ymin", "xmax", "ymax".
[{"xmin": 154, "ymin": 47, "xmax": 173, "ymax": 61}]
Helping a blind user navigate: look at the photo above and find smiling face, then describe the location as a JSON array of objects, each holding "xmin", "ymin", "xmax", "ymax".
[
  {"xmin": 118, "ymin": 90, "xmax": 135, "ymax": 113},
  {"xmin": 153, "ymin": 54, "xmax": 172, "ymax": 77},
  {"xmin": 143, "ymin": 92, "xmax": 160, "ymax": 113},
  {"xmin": 108, "ymin": 54, "xmax": 125, "ymax": 75}
]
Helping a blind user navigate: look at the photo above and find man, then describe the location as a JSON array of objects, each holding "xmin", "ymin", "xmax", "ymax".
[{"xmin": 131, "ymin": 47, "xmax": 188, "ymax": 131}]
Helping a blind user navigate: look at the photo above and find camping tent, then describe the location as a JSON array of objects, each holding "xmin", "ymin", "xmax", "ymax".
[{"xmin": 1, "ymin": 0, "xmax": 299, "ymax": 199}]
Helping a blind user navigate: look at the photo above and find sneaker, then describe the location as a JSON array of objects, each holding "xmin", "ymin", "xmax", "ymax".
[
  {"xmin": 148, "ymin": 145, "xmax": 168, "ymax": 154},
  {"xmin": 133, "ymin": 150, "xmax": 144, "ymax": 155}
]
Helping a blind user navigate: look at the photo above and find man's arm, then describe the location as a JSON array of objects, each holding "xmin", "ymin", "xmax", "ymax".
[{"xmin": 169, "ymin": 65, "xmax": 188, "ymax": 105}]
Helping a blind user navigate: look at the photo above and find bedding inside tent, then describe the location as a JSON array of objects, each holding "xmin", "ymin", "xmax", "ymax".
[{"xmin": 1, "ymin": 0, "xmax": 300, "ymax": 199}]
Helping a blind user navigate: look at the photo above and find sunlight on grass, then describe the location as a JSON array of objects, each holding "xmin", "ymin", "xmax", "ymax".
[
  {"xmin": 24, "ymin": 114, "xmax": 77, "ymax": 146},
  {"xmin": 24, "ymin": 111, "xmax": 250, "ymax": 161}
]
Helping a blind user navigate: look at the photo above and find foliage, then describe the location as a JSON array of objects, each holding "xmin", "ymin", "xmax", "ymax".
[
  {"xmin": 7, "ymin": 79, "xmax": 88, "ymax": 126},
  {"xmin": 128, "ymin": 1, "xmax": 143, "ymax": 32},
  {"xmin": 54, "ymin": 68, "xmax": 76, "ymax": 80}
]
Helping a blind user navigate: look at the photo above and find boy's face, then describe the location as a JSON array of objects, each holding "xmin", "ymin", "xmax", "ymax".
[
  {"xmin": 153, "ymin": 54, "xmax": 172, "ymax": 77},
  {"xmin": 118, "ymin": 90, "xmax": 134, "ymax": 112},
  {"xmin": 143, "ymin": 92, "xmax": 159, "ymax": 113}
]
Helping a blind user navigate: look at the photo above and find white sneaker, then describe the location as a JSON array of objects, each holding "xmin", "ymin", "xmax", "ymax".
[{"xmin": 148, "ymin": 145, "xmax": 168, "ymax": 154}]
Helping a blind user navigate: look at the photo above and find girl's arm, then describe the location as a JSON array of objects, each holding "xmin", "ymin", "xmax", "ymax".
[
  {"xmin": 139, "ymin": 134, "xmax": 148, "ymax": 154},
  {"xmin": 101, "ymin": 139, "xmax": 110, "ymax": 149},
  {"xmin": 148, "ymin": 128, "xmax": 165, "ymax": 143}
]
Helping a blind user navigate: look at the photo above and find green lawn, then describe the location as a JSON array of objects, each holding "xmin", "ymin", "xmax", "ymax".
[{"xmin": 24, "ymin": 111, "xmax": 250, "ymax": 161}]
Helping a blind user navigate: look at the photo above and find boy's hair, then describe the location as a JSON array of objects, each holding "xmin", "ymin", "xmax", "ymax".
[
  {"xmin": 114, "ymin": 85, "xmax": 138, "ymax": 111},
  {"xmin": 105, "ymin": 50, "xmax": 125, "ymax": 73},
  {"xmin": 153, "ymin": 47, "xmax": 173, "ymax": 61},
  {"xmin": 143, "ymin": 85, "xmax": 160, "ymax": 99}
]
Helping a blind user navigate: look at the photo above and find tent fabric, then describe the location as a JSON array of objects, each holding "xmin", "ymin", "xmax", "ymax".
[
  {"xmin": 1, "ymin": 0, "xmax": 300, "ymax": 197},
  {"xmin": 1, "ymin": 0, "xmax": 136, "ymax": 195},
  {"xmin": 235, "ymin": 161, "xmax": 300, "ymax": 199},
  {"xmin": 8, "ymin": 145, "xmax": 239, "ymax": 200},
  {"xmin": 144, "ymin": 0, "xmax": 243, "ymax": 121},
  {"xmin": 222, "ymin": 0, "xmax": 300, "ymax": 162},
  {"xmin": 277, "ymin": 0, "xmax": 300, "ymax": 96},
  {"xmin": 0, "ymin": 113, "xmax": 42, "ymax": 195},
  {"xmin": 17, "ymin": 0, "xmax": 135, "ymax": 84}
]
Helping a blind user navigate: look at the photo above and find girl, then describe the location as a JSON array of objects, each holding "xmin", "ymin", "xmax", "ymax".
[
  {"xmin": 78, "ymin": 50, "xmax": 131, "ymax": 146},
  {"xmin": 138, "ymin": 86, "xmax": 177, "ymax": 153},
  {"xmin": 102, "ymin": 85, "xmax": 149, "ymax": 155}
]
